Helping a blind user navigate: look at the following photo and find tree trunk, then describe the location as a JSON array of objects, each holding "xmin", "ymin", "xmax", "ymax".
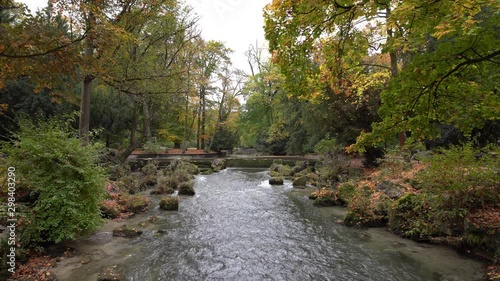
[
  {"xmin": 79, "ymin": 4, "xmax": 95, "ymax": 146},
  {"xmin": 79, "ymin": 73, "xmax": 93, "ymax": 145},
  {"xmin": 200, "ymin": 86, "xmax": 206, "ymax": 150},
  {"xmin": 196, "ymin": 97, "xmax": 201, "ymax": 150},
  {"xmin": 386, "ymin": 6, "xmax": 405, "ymax": 147},
  {"xmin": 129, "ymin": 95, "xmax": 138, "ymax": 151},
  {"xmin": 142, "ymin": 97, "xmax": 151, "ymax": 142},
  {"xmin": 208, "ymin": 88, "xmax": 226, "ymax": 150}
]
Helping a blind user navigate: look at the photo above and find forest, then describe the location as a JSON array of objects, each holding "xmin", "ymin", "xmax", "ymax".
[{"xmin": 0, "ymin": 0, "xmax": 499, "ymax": 280}]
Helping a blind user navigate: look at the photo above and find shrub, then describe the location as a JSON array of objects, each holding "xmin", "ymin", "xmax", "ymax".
[
  {"xmin": 377, "ymin": 148, "xmax": 412, "ymax": 178},
  {"xmin": 156, "ymin": 176, "xmax": 176, "ymax": 194},
  {"xmin": 141, "ymin": 161, "xmax": 158, "ymax": 177},
  {"xmin": 2, "ymin": 118, "xmax": 106, "ymax": 246},
  {"xmin": 338, "ymin": 182, "xmax": 356, "ymax": 204},
  {"xmin": 416, "ymin": 143, "xmax": 499, "ymax": 210},
  {"xmin": 388, "ymin": 193, "xmax": 438, "ymax": 239},
  {"xmin": 311, "ymin": 189, "xmax": 341, "ymax": 207},
  {"xmin": 344, "ymin": 187, "xmax": 387, "ymax": 227},
  {"xmin": 119, "ymin": 175, "xmax": 140, "ymax": 194}
]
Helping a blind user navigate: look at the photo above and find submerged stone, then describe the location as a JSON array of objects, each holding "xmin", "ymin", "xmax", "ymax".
[
  {"xmin": 98, "ymin": 265, "xmax": 125, "ymax": 281},
  {"xmin": 112, "ymin": 226, "xmax": 143, "ymax": 238}
]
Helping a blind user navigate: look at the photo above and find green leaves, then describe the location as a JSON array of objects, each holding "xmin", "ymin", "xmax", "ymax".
[{"xmin": 2, "ymin": 117, "xmax": 106, "ymax": 246}]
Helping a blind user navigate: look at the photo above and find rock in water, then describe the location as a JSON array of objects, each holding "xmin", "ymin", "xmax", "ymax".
[
  {"xmin": 269, "ymin": 177, "xmax": 284, "ymax": 185},
  {"xmin": 159, "ymin": 197, "xmax": 179, "ymax": 211}
]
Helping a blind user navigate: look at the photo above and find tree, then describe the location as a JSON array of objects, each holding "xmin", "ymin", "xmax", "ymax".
[
  {"xmin": 191, "ymin": 39, "xmax": 231, "ymax": 149},
  {"xmin": 264, "ymin": 0, "xmax": 499, "ymax": 151}
]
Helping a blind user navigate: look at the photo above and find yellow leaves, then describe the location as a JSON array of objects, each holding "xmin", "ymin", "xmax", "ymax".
[{"xmin": 0, "ymin": 103, "xmax": 9, "ymax": 116}]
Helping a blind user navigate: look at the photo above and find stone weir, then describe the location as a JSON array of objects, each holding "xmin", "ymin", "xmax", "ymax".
[{"xmin": 126, "ymin": 149, "xmax": 317, "ymax": 170}]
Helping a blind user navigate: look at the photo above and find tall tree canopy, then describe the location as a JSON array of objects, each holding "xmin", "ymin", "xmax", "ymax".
[{"xmin": 264, "ymin": 0, "xmax": 500, "ymax": 151}]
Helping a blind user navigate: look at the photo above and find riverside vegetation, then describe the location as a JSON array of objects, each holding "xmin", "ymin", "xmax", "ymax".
[
  {"xmin": 269, "ymin": 140, "xmax": 499, "ymax": 280},
  {"xmin": 0, "ymin": 117, "xmax": 210, "ymax": 280}
]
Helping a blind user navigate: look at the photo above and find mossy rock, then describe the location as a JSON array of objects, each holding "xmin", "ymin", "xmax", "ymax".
[
  {"xmin": 178, "ymin": 181, "xmax": 195, "ymax": 196},
  {"xmin": 269, "ymin": 171, "xmax": 280, "ymax": 178},
  {"xmin": 211, "ymin": 158, "xmax": 226, "ymax": 172},
  {"xmin": 172, "ymin": 169, "xmax": 191, "ymax": 183},
  {"xmin": 159, "ymin": 197, "xmax": 179, "ymax": 211},
  {"xmin": 112, "ymin": 226, "xmax": 143, "ymax": 238},
  {"xmin": 269, "ymin": 177, "xmax": 284, "ymax": 185},
  {"xmin": 292, "ymin": 175, "xmax": 308, "ymax": 187},
  {"xmin": 374, "ymin": 194, "xmax": 392, "ymax": 217}
]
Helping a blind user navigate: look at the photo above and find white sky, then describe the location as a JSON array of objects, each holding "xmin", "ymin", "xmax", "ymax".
[{"xmin": 20, "ymin": 0, "xmax": 270, "ymax": 74}]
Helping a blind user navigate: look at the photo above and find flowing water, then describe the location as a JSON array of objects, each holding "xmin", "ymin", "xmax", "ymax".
[{"xmin": 54, "ymin": 168, "xmax": 486, "ymax": 281}]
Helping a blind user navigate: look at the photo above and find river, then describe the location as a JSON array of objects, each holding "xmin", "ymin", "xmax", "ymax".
[{"xmin": 53, "ymin": 168, "xmax": 485, "ymax": 281}]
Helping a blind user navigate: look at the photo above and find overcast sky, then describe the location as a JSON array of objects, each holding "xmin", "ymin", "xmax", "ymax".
[{"xmin": 20, "ymin": 0, "xmax": 270, "ymax": 74}]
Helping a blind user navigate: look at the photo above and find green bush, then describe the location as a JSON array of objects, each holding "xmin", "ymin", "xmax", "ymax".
[
  {"xmin": 338, "ymin": 182, "xmax": 356, "ymax": 204},
  {"xmin": 388, "ymin": 193, "xmax": 438, "ymax": 239},
  {"xmin": 344, "ymin": 187, "xmax": 386, "ymax": 227},
  {"xmin": 2, "ymin": 118, "xmax": 106, "ymax": 246},
  {"xmin": 416, "ymin": 143, "xmax": 499, "ymax": 209}
]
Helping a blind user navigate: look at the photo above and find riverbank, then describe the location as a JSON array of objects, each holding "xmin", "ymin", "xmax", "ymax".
[{"xmin": 269, "ymin": 149, "xmax": 499, "ymax": 280}]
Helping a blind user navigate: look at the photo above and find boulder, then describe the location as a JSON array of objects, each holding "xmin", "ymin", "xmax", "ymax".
[
  {"xmin": 269, "ymin": 177, "xmax": 284, "ymax": 185},
  {"xmin": 211, "ymin": 158, "xmax": 226, "ymax": 172},
  {"xmin": 376, "ymin": 180, "xmax": 405, "ymax": 199},
  {"xmin": 159, "ymin": 197, "xmax": 179, "ymax": 211}
]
